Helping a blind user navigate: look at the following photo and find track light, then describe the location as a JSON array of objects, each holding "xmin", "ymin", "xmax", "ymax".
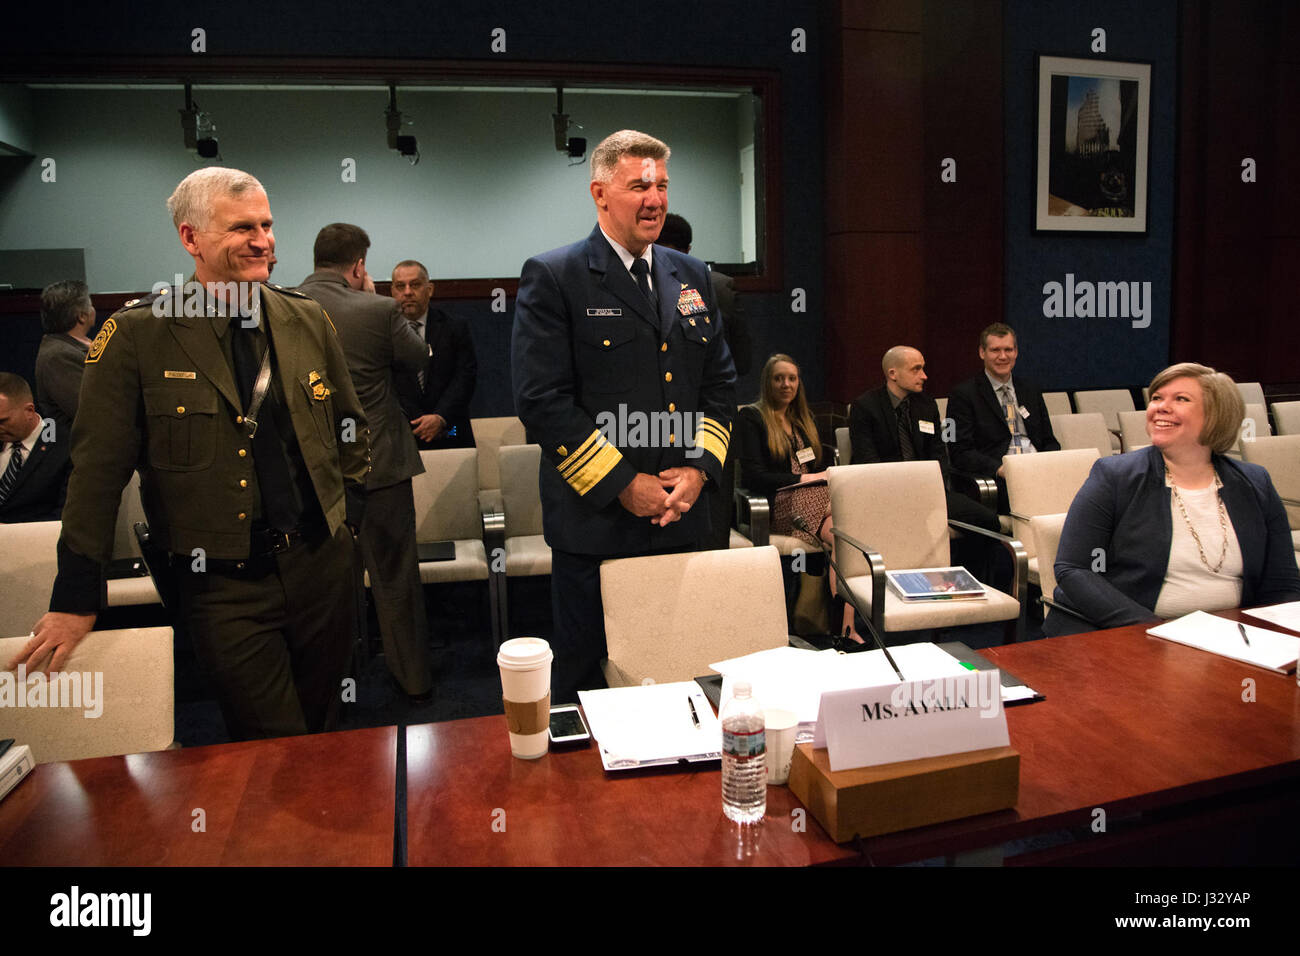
[
  {"xmin": 552, "ymin": 84, "xmax": 585, "ymax": 162},
  {"xmin": 386, "ymin": 85, "xmax": 420, "ymax": 165},
  {"xmin": 179, "ymin": 84, "xmax": 219, "ymax": 159}
]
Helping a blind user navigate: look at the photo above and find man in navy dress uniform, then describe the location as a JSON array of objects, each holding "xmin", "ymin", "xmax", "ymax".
[{"xmin": 511, "ymin": 130, "xmax": 737, "ymax": 701}]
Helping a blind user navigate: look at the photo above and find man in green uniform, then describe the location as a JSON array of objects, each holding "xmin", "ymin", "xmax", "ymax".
[{"xmin": 9, "ymin": 167, "xmax": 371, "ymax": 741}]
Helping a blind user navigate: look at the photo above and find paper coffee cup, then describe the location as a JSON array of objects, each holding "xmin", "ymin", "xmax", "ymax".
[
  {"xmin": 764, "ymin": 708, "xmax": 799, "ymax": 785},
  {"xmin": 497, "ymin": 637, "xmax": 553, "ymax": 759}
]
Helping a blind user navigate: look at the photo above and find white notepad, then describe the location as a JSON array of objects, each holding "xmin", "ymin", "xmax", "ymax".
[
  {"xmin": 1241, "ymin": 601, "xmax": 1300, "ymax": 634},
  {"xmin": 578, "ymin": 681, "xmax": 721, "ymax": 771},
  {"xmin": 1147, "ymin": 610, "xmax": 1300, "ymax": 674}
]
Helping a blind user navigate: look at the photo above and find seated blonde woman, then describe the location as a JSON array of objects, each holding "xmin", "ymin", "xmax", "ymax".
[
  {"xmin": 737, "ymin": 354, "xmax": 860, "ymax": 642},
  {"xmin": 1046, "ymin": 362, "xmax": 1300, "ymax": 636}
]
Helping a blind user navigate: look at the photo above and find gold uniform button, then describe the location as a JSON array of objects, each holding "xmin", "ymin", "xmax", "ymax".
[
  {"xmin": 236, "ymin": 415, "xmax": 244, "ymax": 424},
  {"xmin": 669, "ymin": 434, "xmax": 675, "ymax": 444},
  {"xmin": 238, "ymin": 449, "xmax": 248, "ymax": 458},
  {"xmin": 603, "ymin": 339, "xmax": 611, "ymax": 347},
  {"xmin": 238, "ymin": 512, "xmax": 247, "ymax": 521},
  {"xmin": 702, "ymin": 336, "xmax": 708, "ymax": 342},
  {"xmin": 668, "ymin": 403, "xmax": 676, "ymax": 412},
  {"xmin": 661, "ymin": 342, "xmax": 667, "ymax": 352},
  {"xmin": 705, "ymin": 317, "xmax": 711, "ymax": 324},
  {"xmin": 239, "ymin": 479, "xmax": 248, "ymax": 488},
  {"xmin": 558, "ymin": 445, "xmax": 568, "ymax": 456},
  {"xmin": 664, "ymin": 372, "xmax": 672, "ymax": 382},
  {"xmin": 236, "ymin": 562, "xmax": 245, "ymax": 570},
  {"xmin": 176, "ymin": 406, "xmax": 185, "ymax": 414}
]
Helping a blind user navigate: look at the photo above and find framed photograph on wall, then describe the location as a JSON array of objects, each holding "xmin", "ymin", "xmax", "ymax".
[{"xmin": 1035, "ymin": 55, "xmax": 1151, "ymax": 233}]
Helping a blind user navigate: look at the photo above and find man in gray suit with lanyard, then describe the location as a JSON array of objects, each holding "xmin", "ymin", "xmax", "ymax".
[{"xmin": 298, "ymin": 224, "xmax": 434, "ymax": 703}]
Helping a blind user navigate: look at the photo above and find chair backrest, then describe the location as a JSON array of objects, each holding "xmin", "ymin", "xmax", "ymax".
[
  {"xmin": 1043, "ymin": 391, "xmax": 1073, "ymax": 417},
  {"xmin": 1141, "ymin": 386, "xmax": 1150, "ymax": 406},
  {"xmin": 1003, "ymin": 448, "xmax": 1100, "ymax": 556},
  {"xmin": 0, "ymin": 520, "xmax": 61, "ymax": 638},
  {"xmin": 1241, "ymin": 435, "xmax": 1300, "ymax": 530},
  {"xmin": 1029, "ymin": 513, "xmax": 1069, "ymax": 609},
  {"xmin": 1240, "ymin": 402, "xmax": 1272, "ymax": 447},
  {"xmin": 1050, "ymin": 412, "xmax": 1112, "ymax": 458},
  {"xmin": 111, "ymin": 471, "xmax": 147, "ymax": 560},
  {"xmin": 835, "ymin": 426, "xmax": 851, "ymax": 465},
  {"xmin": 471, "ymin": 416, "xmax": 527, "ymax": 500},
  {"xmin": 935, "ymin": 396, "xmax": 948, "ymax": 419},
  {"xmin": 498, "ymin": 444, "xmax": 545, "ymax": 538},
  {"xmin": 0, "ymin": 627, "xmax": 175, "ymax": 764},
  {"xmin": 1072, "ymin": 389, "xmax": 1135, "ymax": 431},
  {"xmin": 1271, "ymin": 401, "xmax": 1300, "ymax": 436},
  {"xmin": 827, "ymin": 461, "xmax": 949, "ymax": 578},
  {"xmin": 412, "ymin": 448, "xmax": 481, "ymax": 541},
  {"xmin": 600, "ymin": 545, "xmax": 789, "ymax": 686},
  {"xmin": 1236, "ymin": 381, "xmax": 1266, "ymax": 406},
  {"xmin": 1117, "ymin": 410, "xmax": 1150, "ymax": 452}
]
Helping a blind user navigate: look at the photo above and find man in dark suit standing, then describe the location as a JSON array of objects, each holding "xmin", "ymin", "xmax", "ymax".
[
  {"xmin": 391, "ymin": 260, "xmax": 477, "ymax": 450},
  {"xmin": 35, "ymin": 280, "xmax": 96, "ymax": 444},
  {"xmin": 298, "ymin": 224, "xmax": 434, "ymax": 703},
  {"xmin": 0, "ymin": 373, "xmax": 71, "ymax": 523},
  {"xmin": 512, "ymin": 129, "xmax": 737, "ymax": 701},
  {"xmin": 948, "ymin": 322, "xmax": 1060, "ymax": 511}
]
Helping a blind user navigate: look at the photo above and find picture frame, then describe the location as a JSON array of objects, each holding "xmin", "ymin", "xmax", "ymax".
[{"xmin": 1035, "ymin": 55, "xmax": 1151, "ymax": 233}]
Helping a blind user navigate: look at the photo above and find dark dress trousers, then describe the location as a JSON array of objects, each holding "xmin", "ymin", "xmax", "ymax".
[
  {"xmin": 512, "ymin": 225, "xmax": 737, "ymax": 700},
  {"xmin": 50, "ymin": 283, "xmax": 370, "ymax": 740},
  {"xmin": 1045, "ymin": 445, "xmax": 1300, "ymax": 636},
  {"xmin": 34, "ymin": 332, "xmax": 89, "ymax": 445},
  {"xmin": 395, "ymin": 307, "xmax": 477, "ymax": 450},
  {"xmin": 0, "ymin": 432, "xmax": 71, "ymax": 523},
  {"xmin": 297, "ymin": 270, "xmax": 433, "ymax": 696}
]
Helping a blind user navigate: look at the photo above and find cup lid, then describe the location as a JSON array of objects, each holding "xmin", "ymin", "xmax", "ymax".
[{"xmin": 497, "ymin": 637, "xmax": 553, "ymax": 669}]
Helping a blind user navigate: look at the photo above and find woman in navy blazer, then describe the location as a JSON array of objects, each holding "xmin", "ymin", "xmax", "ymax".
[{"xmin": 1046, "ymin": 363, "xmax": 1300, "ymax": 637}]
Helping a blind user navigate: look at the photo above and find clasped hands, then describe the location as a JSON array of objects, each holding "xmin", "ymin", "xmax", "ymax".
[{"xmin": 618, "ymin": 468, "xmax": 705, "ymax": 527}]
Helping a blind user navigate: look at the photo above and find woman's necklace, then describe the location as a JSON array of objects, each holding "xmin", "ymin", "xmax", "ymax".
[{"xmin": 1167, "ymin": 468, "xmax": 1228, "ymax": 573}]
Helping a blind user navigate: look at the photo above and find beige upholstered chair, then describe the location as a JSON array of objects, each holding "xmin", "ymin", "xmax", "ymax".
[
  {"xmin": 600, "ymin": 545, "xmax": 789, "ymax": 687},
  {"xmin": 0, "ymin": 627, "xmax": 175, "ymax": 764},
  {"xmin": 1028, "ymin": 512, "xmax": 1068, "ymax": 617},
  {"xmin": 492, "ymin": 444, "xmax": 551, "ymax": 641},
  {"xmin": 1043, "ymin": 391, "xmax": 1073, "ymax": 418},
  {"xmin": 1002, "ymin": 448, "xmax": 1099, "ymax": 587},
  {"xmin": 1232, "ymin": 402, "xmax": 1273, "ymax": 459},
  {"xmin": 0, "ymin": 520, "xmax": 61, "ymax": 637},
  {"xmin": 828, "ymin": 461, "xmax": 1027, "ymax": 642},
  {"xmin": 471, "ymin": 415, "xmax": 527, "ymax": 515},
  {"xmin": 1236, "ymin": 382, "xmax": 1266, "ymax": 406},
  {"xmin": 1117, "ymin": 410, "xmax": 1151, "ymax": 452},
  {"xmin": 1241, "ymin": 435, "xmax": 1300, "ymax": 560},
  {"xmin": 105, "ymin": 471, "xmax": 161, "ymax": 608},
  {"xmin": 1050, "ymin": 412, "xmax": 1113, "ymax": 458},
  {"xmin": 1271, "ymin": 401, "xmax": 1300, "ymax": 436},
  {"xmin": 935, "ymin": 396, "xmax": 948, "ymax": 420},
  {"xmin": 1073, "ymin": 389, "xmax": 1133, "ymax": 452}
]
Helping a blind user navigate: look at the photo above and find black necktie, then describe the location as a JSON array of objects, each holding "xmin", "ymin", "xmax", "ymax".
[
  {"xmin": 896, "ymin": 399, "xmax": 915, "ymax": 461},
  {"xmin": 230, "ymin": 320, "xmax": 300, "ymax": 530},
  {"xmin": 0, "ymin": 441, "xmax": 25, "ymax": 504},
  {"xmin": 630, "ymin": 258, "xmax": 658, "ymax": 313}
]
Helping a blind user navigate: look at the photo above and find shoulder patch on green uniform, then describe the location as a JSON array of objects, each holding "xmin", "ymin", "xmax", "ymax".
[{"xmin": 85, "ymin": 317, "xmax": 118, "ymax": 363}]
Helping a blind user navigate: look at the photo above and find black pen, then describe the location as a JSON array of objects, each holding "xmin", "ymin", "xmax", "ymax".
[
  {"xmin": 686, "ymin": 695, "xmax": 701, "ymax": 728},
  {"xmin": 1237, "ymin": 622, "xmax": 1251, "ymax": 647}
]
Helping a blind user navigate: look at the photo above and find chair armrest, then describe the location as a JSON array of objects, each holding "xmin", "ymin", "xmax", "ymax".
[
  {"xmin": 831, "ymin": 527, "xmax": 887, "ymax": 636},
  {"xmin": 950, "ymin": 470, "xmax": 998, "ymax": 511},
  {"xmin": 481, "ymin": 502, "xmax": 505, "ymax": 566},
  {"xmin": 948, "ymin": 519, "xmax": 1029, "ymax": 641},
  {"xmin": 1279, "ymin": 496, "xmax": 1300, "ymax": 508},
  {"xmin": 734, "ymin": 486, "xmax": 770, "ymax": 547}
]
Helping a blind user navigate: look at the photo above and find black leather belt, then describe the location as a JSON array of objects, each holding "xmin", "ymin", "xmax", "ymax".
[{"xmin": 250, "ymin": 525, "xmax": 315, "ymax": 556}]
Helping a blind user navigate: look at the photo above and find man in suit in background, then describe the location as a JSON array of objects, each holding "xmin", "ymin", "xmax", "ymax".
[
  {"xmin": 512, "ymin": 129, "xmax": 737, "ymax": 701},
  {"xmin": 655, "ymin": 212, "xmax": 751, "ymax": 551},
  {"xmin": 850, "ymin": 346, "xmax": 1002, "ymax": 579},
  {"xmin": 298, "ymin": 224, "xmax": 434, "ymax": 703},
  {"xmin": 948, "ymin": 322, "xmax": 1060, "ymax": 511},
  {"xmin": 35, "ymin": 279, "xmax": 96, "ymax": 443},
  {"xmin": 0, "ymin": 373, "xmax": 71, "ymax": 523},
  {"xmin": 391, "ymin": 260, "xmax": 477, "ymax": 450}
]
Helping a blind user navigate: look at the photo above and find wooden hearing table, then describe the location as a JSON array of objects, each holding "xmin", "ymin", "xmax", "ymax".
[{"xmin": 3, "ymin": 612, "xmax": 1297, "ymax": 866}]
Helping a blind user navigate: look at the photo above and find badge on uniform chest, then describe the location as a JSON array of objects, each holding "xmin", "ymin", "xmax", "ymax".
[{"xmin": 676, "ymin": 287, "xmax": 708, "ymax": 316}]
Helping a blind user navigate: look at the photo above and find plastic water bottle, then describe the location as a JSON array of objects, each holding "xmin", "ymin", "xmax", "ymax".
[{"xmin": 721, "ymin": 681, "xmax": 766, "ymax": 824}]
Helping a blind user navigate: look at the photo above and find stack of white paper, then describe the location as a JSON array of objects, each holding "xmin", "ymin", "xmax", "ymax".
[
  {"xmin": 578, "ymin": 681, "xmax": 721, "ymax": 771},
  {"xmin": 1147, "ymin": 611, "xmax": 1300, "ymax": 673},
  {"xmin": 1241, "ymin": 601, "xmax": 1300, "ymax": 634}
]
